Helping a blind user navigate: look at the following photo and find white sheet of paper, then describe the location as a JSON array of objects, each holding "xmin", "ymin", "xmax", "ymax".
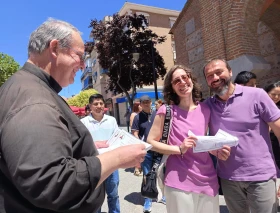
[
  {"xmin": 97, "ymin": 128, "xmax": 152, "ymax": 154},
  {"xmin": 189, "ymin": 129, "xmax": 239, "ymax": 153}
]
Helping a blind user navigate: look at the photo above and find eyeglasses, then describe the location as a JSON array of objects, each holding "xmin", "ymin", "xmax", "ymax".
[
  {"xmin": 269, "ymin": 93, "xmax": 280, "ymax": 98},
  {"xmin": 171, "ymin": 73, "xmax": 191, "ymax": 85},
  {"xmin": 65, "ymin": 45, "xmax": 86, "ymax": 63}
]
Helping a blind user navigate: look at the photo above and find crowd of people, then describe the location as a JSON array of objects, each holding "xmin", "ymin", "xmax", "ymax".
[{"xmin": 0, "ymin": 18, "xmax": 280, "ymax": 213}]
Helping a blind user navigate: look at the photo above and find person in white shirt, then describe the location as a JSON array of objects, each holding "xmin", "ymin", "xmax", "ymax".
[{"xmin": 81, "ymin": 94, "xmax": 120, "ymax": 213}]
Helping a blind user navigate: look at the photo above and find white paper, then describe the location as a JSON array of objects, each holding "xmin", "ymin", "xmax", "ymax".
[
  {"xmin": 97, "ymin": 128, "xmax": 153, "ymax": 154},
  {"xmin": 189, "ymin": 129, "xmax": 239, "ymax": 153}
]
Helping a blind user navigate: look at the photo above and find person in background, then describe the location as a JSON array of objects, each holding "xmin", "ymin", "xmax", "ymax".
[
  {"xmin": 85, "ymin": 104, "xmax": 91, "ymax": 116},
  {"xmin": 0, "ymin": 18, "xmax": 146, "ymax": 213},
  {"xmin": 130, "ymin": 101, "xmax": 143, "ymax": 176},
  {"xmin": 147, "ymin": 65, "xmax": 230, "ymax": 213},
  {"xmin": 132, "ymin": 95, "xmax": 166, "ymax": 212},
  {"xmin": 81, "ymin": 94, "xmax": 120, "ymax": 213},
  {"xmin": 234, "ymin": 71, "xmax": 257, "ymax": 87},
  {"xmin": 124, "ymin": 108, "xmax": 131, "ymax": 132},
  {"xmin": 130, "ymin": 102, "xmax": 142, "ymax": 128},
  {"xmin": 264, "ymin": 81, "xmax": 280, "ymax": 170},
  {"xmin": 155, "ymin": 99, "xmax": 164, "ymax": 111},
  {"xmin": 203, "ymin": 58, "xmax": 280, "ymax": 213}
]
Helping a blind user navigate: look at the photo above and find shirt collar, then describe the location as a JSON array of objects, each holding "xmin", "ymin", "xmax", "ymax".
[
  {"xmin": 87, "ymin": 113, "xmax": 108, "ymax": 123},
  {"xmin": 213, "ymin": 83, "xmax": 243, "ymax": 103},
  {"xmin": 21, "ymin": 62, "xmax": 62, "ymax": 93}
]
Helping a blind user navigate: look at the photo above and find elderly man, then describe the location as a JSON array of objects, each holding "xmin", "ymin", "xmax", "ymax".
[
  {"xmin": 0, "ymin": 18, "xmax": 146, "ymax": 213},
  {"xmin": 203, "ymin": 58, "xmax": 280, "ymax": 213}
]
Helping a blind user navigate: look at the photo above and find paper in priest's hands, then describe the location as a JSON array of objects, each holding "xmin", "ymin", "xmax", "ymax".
[{"xmin": 97, "ymin": 128, "xmax": 152, "ymax": 154}]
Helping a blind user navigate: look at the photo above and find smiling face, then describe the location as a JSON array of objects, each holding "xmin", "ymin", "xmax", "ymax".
[
  {"xmin": 51, "ymin": 31, "xmax": 85, "ymax": 87},
  {"xmin": 268, "ymin": 87, "xmax": 280, "ymax": 104},
  {"xmin": 204, "ymin": 60, "xmax": 232, "ymax": 96},
  {"xmin": 171, "ymin": 68, "xmax": 193, "ymax": 99},
  {"xmin": 90, "ymin": 98, "xmax": 105, "ymax": 118}
]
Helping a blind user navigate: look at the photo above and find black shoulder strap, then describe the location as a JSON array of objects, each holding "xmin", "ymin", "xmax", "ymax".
[
  {"xmin": 160, "ymin": 105, "xmax": 171, "ymax": 144},
  {"xmin": 152, "ymin": 105, "xmax": 172, "ymax": 170}
]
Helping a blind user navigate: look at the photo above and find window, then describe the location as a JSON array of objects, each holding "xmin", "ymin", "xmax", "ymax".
[
  {"xmin": 92, "ymin": 58, "xmax": 96, "ymax": 67},
  {"xmin": 171, "ymin": 41, "xmax": 176, "ymax": 62},
  {"xmin": 85, "ymin": 58, "xmax": 92, "ymax": 68}
]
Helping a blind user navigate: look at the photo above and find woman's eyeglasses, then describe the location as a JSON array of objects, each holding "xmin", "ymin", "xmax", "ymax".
[{"xmin": 171, "ymin": 73, "xmax": 191, "ymax": 85}]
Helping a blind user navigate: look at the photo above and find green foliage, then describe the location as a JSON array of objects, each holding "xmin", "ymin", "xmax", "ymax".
[
  {"xmin": 0, "ymin": 53, "xmax": 20, "ymax": 87},
  {"xmin": 67, "ymin": 89, "xmax": 99, "ymax": 107},
  {"xmin": 87, "ymin": 13, "xmax": 167, "ymax": 108}
]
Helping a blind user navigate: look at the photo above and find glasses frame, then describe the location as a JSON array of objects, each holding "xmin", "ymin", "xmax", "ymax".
[
  {"xmin": 171, "ymin": 73, "xmax": 191, "ymax": 86},
  {"xmin": 268, "ymin": 92, "xmax": 280, "ymax": 98},
  {"xmin": 64, "ymin": 45, "xmax": 86, "ymax": 63}
]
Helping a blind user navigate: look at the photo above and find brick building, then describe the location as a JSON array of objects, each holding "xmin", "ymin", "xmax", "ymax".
[{"xmin": 170, "ymin": 0, "xmax": 280, "ymax": 96}]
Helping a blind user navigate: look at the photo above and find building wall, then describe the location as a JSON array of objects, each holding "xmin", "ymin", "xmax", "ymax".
[
  {"xmin": 172, "ymin": 0, "xmax": 208, "ymax": 96},
  {"xmin": 130, "ymin": 9, "xmax": 177, "ymax": 86},
  {"xmin": 172, "ymin": 0, "xmax": 280, "ymax": 96},
  {"xmin": 257, "ymin": 21, "xmax": 280, "ymax": 87}
]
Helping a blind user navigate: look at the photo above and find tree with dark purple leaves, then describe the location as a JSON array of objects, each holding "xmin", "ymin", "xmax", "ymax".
[{"xmin": 86, "ymin": 13, "xmax": 167, "ymax": 109}]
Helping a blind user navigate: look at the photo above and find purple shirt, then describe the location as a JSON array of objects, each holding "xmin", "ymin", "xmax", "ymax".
[
  {"xmin": 205, "ymin": 84, "xmax": 280, "ymax": 181},
  {"xmin": 157, "ymin": 104, "xmax": 219, "ymax": 196}
]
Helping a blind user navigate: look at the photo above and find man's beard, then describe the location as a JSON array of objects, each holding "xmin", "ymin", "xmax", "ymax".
[{"xmin": 211, "ymin": 77, "xmax": 231, "ymax": 97}]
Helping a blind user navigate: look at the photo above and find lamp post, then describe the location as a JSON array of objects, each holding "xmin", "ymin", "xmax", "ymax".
[{"xmin": 150, "ymin": 40, "xmax": 158, "ymax": 100}]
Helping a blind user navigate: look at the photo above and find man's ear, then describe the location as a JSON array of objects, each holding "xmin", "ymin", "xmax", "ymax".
[
  {"xmin": 229, "ymin": 69, "xmax": 233, "ymax": 77},
  {"xmin": 49, "ymin": 40, "xmax": 59, "ymax": 58}
]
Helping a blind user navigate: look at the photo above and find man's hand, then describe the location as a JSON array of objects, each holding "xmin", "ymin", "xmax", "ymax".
[
  {"xmin": 180, "ymin": 136, "xmax": 197, "ymax": 154},
  {"xmin": 115, "ymin": 144, "xmax": 147, "ymax": 169},
  {"xmin": 95, "ymin": 141, "xmax": 109, "ymax": 149},
  {"xmin": 210, "ymin": 145, "xmax": 231, "ymax": 161},
  {"xmin": 277, "ymin": 185, "xmax": 280, "ymax": 197}
]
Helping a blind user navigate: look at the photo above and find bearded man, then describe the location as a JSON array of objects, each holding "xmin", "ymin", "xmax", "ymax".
[{"xmin": 203, "ymin": 58, "xmax": 280, "ymax": 213}]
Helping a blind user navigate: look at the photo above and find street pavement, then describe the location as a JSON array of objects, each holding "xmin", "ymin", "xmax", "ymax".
[{"xmin": 99, "ymin": 168, "xmax": 230, "ymax": 213}]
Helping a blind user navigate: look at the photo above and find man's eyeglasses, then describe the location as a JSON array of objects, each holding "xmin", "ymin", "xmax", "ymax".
[
  {"xmin": 65, "ymin": 45, "xmax": 86, "ymax": 63},
  {"xmin": 171, "ymin": 73, "xmax": 191, "ymax": 85}
]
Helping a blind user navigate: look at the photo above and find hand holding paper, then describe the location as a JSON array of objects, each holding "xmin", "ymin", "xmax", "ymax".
[
  {"xmin": 97, "ymin": 128, "xmax": 153, "ymax": 154},
  {"xmin": 188, "ymin": 129, "xmax": 238, "ymax": 153}
]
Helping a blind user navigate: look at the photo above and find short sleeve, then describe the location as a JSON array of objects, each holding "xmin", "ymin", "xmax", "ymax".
[
  {"xmin": 131, "ymin": 114, "xmax": 139, "ymax": 131},
  {"xmin": 157, "ymin": 104, "xmax": 167, "ymax": 116}
]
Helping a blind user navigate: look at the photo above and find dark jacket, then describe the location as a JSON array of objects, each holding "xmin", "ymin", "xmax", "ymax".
[{"xmin": 0, "ymin": 62, "xmax": 105, "ymax": 213}]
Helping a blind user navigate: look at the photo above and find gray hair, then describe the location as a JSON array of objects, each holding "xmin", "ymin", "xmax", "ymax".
[{"xmin": 28, "ymin": 18, "xmax": 81, "ymax": 56}]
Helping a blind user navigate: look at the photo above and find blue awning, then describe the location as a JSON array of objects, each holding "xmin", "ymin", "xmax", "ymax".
[
  {"xmin": 116, "ymin": 91, "xmax": 163, "ymax": 103},
  {"xmin": 116, "ymin": 97, "xmax": 127, "ymax": 103}
]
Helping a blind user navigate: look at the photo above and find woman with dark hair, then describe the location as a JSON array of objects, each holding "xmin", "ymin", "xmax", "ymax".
[
  {"xmin": 147, "ymin": 65, "xmax": 230, "ymax": 213},
  {"xmin": 264, "ymin": 81, "xmax": 280, "ymax": 169}
]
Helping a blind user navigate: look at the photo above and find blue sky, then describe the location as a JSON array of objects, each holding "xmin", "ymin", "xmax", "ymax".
[{"xmin": 0, "ymin": 0, "xmax": 186, "ymax": 97}]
